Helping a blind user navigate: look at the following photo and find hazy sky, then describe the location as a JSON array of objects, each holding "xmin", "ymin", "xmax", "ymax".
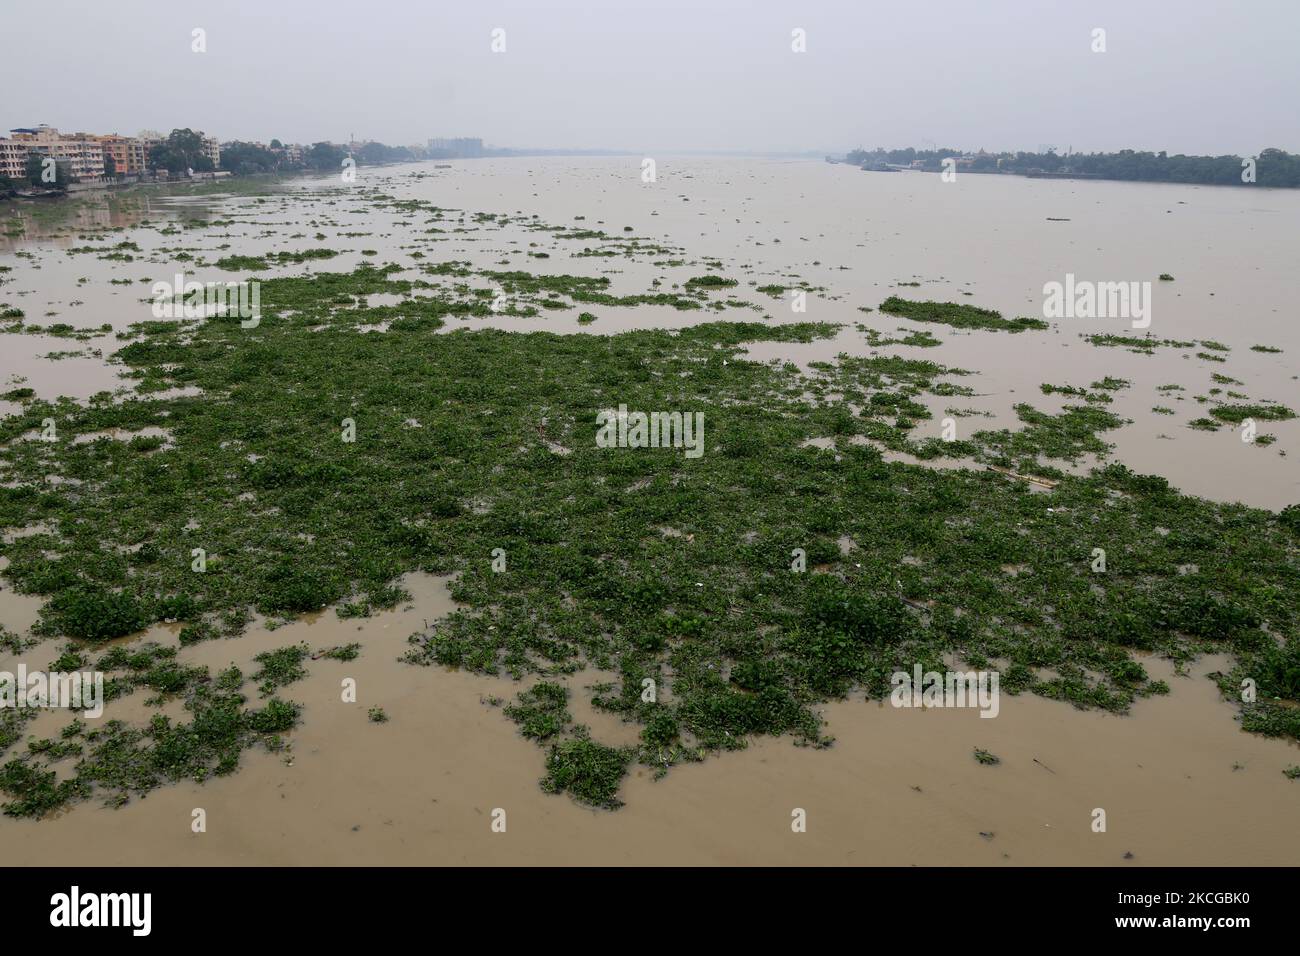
[{"xmin": 9, "ymin": 0, "xmax": 1298, "ymax": 155}]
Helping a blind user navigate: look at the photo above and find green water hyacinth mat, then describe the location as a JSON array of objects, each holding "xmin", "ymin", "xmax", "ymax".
[{"xmin": 0, "ymin": 264, "xmax": 1298, "ymax": 814}]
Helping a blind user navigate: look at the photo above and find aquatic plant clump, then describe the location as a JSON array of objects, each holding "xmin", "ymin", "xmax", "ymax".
[
  {"xmin": 878, "ymin": 297, "xmax": 1049, "ymax": 332},
  {"xmin": 0, "ymin": 641, "xmax": 298, "ymax": 816},
  {"xmin": 1, "ymin": 237, "xmax": 1298, "ymax": 815}
]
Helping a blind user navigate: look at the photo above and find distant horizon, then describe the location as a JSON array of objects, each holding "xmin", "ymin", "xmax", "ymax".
[
  {"xmin": 5, "ymin": 123, "xmax": 1296, "ymax": 162},
  {"xmin": 8, "ymin": 0, "xmax": 1298, "ymax": 156}
]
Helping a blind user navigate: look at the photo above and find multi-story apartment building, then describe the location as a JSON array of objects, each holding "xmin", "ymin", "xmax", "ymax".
[
  {"xmin": 137, "ymin": 131, "xmax": 164, "ymax": 173},
  {"xmin": 0, "ymin": 137, "xmax": 28, "ymax": 179},
  {"xmin": 198, "ymin": 133, "xmax": 220, "ymax": 168},
  {"xmin": 3, "ymin": 126, "xmax": 105, "ymax": 181},
  {"xmin": 264, "ymin": 142, "xmax": 305, "ymax": 165},
  {"xmin": 94, "ymin": 134, "xmax": 148, "ymax": 177}
]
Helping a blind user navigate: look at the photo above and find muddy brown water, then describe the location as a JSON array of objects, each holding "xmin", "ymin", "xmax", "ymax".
[
  {"xmin": 2, "ymin": 160, "xmax": 1299, "ymax": 864},
  {"xmin": 1, "ymin": 573, "xmax": 1297, "ymax": 866},
  {"xmin": 3, "ymin": 158, "xmax": 1297, "ymax": 504}
]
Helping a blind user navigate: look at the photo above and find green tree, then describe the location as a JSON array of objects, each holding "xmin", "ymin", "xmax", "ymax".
[
  {"xmin": 219, "ymin": 141, "xmax": 279, "ymax": 175},
  {"xmin": 149, "ymin": 128, "xmax": 215, "ymax": 175},
  {"xmin": 25, "ymin": 153, "xmax": 71, "ymax": 190},
  {"xmin": 306, "ymin": 142, "xmax": 347, "ymax": 171}
]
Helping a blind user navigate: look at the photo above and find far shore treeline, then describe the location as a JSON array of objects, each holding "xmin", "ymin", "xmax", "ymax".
[
  {"xmin": 844, "ymin": 146, "xmax": 1300, "ymax": 187},
  {"xmin": 171, "ymin": 135, "xmax": 421, "ymax": 177}
]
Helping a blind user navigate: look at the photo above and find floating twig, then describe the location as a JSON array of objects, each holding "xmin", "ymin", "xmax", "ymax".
[{"xmin": 987, "ymin": 465, "xmax": 1059, "ymax": 489}]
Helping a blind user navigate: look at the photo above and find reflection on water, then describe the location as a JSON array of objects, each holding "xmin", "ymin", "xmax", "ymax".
[{"xmin": 1, "ymin": 188, "xmax": 225, "ymax": 251}]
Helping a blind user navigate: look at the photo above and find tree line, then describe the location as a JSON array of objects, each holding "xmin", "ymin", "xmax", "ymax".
[{"xmin": 844, "ymin": 147, "xmax": 1300, "ymax": 187}]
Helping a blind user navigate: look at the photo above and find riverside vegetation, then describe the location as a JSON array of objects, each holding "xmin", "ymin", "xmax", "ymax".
[{"xmin": 1, "ymin": 188, "xmax": 1298, "ymax": 815}]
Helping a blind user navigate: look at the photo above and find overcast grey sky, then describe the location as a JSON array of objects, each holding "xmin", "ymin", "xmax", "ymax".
[{"xmin": 9, "ymin": 0, "xmax": 1298, "ymax": 154}]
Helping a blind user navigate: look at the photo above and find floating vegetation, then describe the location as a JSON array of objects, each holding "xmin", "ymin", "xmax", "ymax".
[
  {"xmin": 860, "ymin": 325, "xmax": 942, "ymax": 348},
  {"xmin": 1208, "ymin": 403, "xmax": 1296, "ymax": 423},
  {"xmin": 0, "ymin": 642, "xmax": 298, "ymax": 816},
  {"xmin": 1084, "ymin": 333, "xmax": 1197, "ymax": 352},
  {"xmin": 214, "ymin": 248, "xmax": 339, "ymax": 271},
  {"xmin": 214, "ymin": 254, "xmax": 269, "ymax": 272},
  {"xmin": 974, "ymin": 403, "xmax": 1125, "ymax": 469},
  {"xmin": 1091, "ymin": 377, "xmax": 1130, "ymax": 391},
  {"xmin": 504, "ymin": 682, "xmax": 571, "ymax": 741},
  {"xmin": 252, "ymin": 645, "xmax": 310, "ymax": 696},
  {"xmin": 1, "ymin": 191, "xmax": 1297, "ymax": 819},
  {"xmin": 879, "ymin": 297, "xmax": 1048, "ymax": 332},
  {"xmin": 542, "ymin": 736, "xmax": 632, "ymax": 809},
  {"xmin": 1041, "ymin": 379, "xmax": 1126, "ymax": 406}
]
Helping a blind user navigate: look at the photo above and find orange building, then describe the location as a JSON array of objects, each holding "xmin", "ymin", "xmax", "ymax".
[{"xmin": 94, "ymin": 134, "xmax": 148, "ymax": 176}]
